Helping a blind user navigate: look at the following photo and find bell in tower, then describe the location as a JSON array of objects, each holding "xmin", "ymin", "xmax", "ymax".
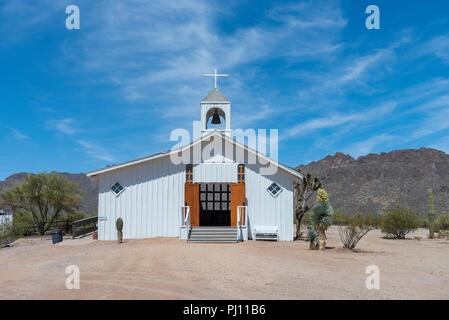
[{"xmin": 211, "ymin": 109, "xmax": 221, "ymax": 125}]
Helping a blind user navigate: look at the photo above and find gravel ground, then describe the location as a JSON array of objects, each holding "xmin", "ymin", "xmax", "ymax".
[{"xmin": 0, "ymin": 227, "xmax": 448, "ymax": 300}]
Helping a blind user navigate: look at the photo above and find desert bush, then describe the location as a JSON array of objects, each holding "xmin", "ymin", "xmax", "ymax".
[
  {"xmin": 381, "ymin": 206, "xmax": 419, "ymax": 239},
  {"xmin": 437, "ymin": 230, "xmax": 449, "ymax": 239},
  {"xmin": 0, "ymin": 220, "xmax": 14, "ymax": 245},
  {"xmin": 66, "ymin": 210, "xmax": 88, "ymax": 222},
  {"xmin": 331, "ymin": 212, "xmax": 347, "ymax": 225},
  {"xmin": 416, "ymin": 217, "xmax": 429, "ymax": 229},
  {"xmin": 336, "ymin": 213, "xmax": 379, "ymax": 249},
  {"xmin": 435, "ymin": 214, "xmax": 449, "ymax": 231},
  {"xmin": 12, "ymin": 211, "xmax": 34, "ymax": 237}
]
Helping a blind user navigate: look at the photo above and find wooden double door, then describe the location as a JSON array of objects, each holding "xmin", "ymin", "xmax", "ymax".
[{"xmin": 185, "ymin": 183, "xmax": 245, "ymax": 227}]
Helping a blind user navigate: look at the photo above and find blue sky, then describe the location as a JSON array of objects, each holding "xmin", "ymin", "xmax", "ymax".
[{"xmin": 1, "ymin": 0, "xmax": 449, "ymax": 180}]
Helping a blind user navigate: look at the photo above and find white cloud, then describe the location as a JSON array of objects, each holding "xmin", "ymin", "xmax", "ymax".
[
  {"xmin": 10, "ymin": 128, "xmax": 28, "ymax": 141},
  {"xmin": 344, "ymin": 134, "xmax": 395, "ymax": 158},
  {"xmin": 423, "ymin": 34, "xmax": 449, "ymax": 63},
  {"xmin": 60, "ymin": 0, "xmax": 346, "ymax": 105},
  {"xmin": 77, "ymin": 140, "xmax": 115, "ymax": 162},
  {"xmin": 47, "ymin": 118, "xmax": 77, "ymax": 135},
  {"xmin": 283, "ymin": 101, "xmax": 397, "ymax": 139}
]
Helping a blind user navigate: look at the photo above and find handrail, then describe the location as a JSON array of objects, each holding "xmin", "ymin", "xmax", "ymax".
[
  {"xmin": 181, "ymin": 206, "xmax": 190, "ymax": 229},
  {"xmin": 72, "ymin": 216, "xmax": 98, "ymax": 238},
  {"xmin": 237, "ymin": 206, "xmax": 248, "ymax": 241}
]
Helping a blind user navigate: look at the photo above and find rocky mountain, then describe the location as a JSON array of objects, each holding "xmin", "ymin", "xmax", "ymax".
[
  {"xmin": 0, "ymin": 172, "xmax": 98, "ymax": 214},
  {"xmin": 298, "ymin": 148, "xmax": 449, "ymax": 216},
  {"xmin": 1, "ymin": 148, "xmax": 448, "ymax": 217}
]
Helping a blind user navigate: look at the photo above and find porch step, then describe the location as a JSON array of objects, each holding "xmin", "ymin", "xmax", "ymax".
[{"xmin": 188, "ymin": 226, "xmax": 238, "ymax": 243}]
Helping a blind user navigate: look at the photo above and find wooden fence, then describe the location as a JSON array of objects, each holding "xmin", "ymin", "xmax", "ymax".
[{"xmin": 72, "ymin": 216, "xmax": 98, "ymax": 238}]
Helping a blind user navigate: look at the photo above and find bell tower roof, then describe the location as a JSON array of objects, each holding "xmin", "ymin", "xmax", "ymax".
[{"xmin": 201, "ymin": 88, "xmax": 229, "ymax": 103}]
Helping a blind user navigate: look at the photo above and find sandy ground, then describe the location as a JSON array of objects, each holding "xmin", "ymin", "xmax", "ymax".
[{"xmin": 0, "ymin": 227, "xmax": 448, "ymax": 300}]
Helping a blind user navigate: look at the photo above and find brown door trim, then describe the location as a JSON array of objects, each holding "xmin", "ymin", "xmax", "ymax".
[
  {"xmin": 230, "ymin": 183, "xmax": 246, "ymax": 227},
  {"xmin": 184, "ymin": 183, "xmax": 200, "ymax": 227}
]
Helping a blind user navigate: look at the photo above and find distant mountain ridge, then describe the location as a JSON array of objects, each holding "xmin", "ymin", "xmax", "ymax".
[
  {"xmin": 298, "ymin": 148, "xmax": 449, "ymax": 216},
  {"xmin": 0, "ymin": 172, "xmax": 98, "ymax": 214},
  {"xmin": 1, "ymin": 148, "xmax": 448, "ymax": 217}
]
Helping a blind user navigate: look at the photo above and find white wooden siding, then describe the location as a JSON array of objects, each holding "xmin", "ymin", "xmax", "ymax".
[
  {"xmin": 97, "ymin": 147, "xmax": 296, "ymax": 241},
  {"xmin": 98, "ymin": 157, "xmax": 185, "ymax": 241}
]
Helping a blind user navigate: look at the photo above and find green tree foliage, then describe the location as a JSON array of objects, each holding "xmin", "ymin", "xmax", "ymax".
[
  {"xmin": 336, "ymin": 213, "xmax": 380, "ymax": 249},
  {"xmin": 293, "ymin": 169, "xmax": 321, "ymax": 239},
  {"xmin": 381, "ymin": 205, "xmax": 419, "ymax": 239},
  {"xmin": 12, "ymin": 211, "xmax": 34, "ymax": 237},
  {"xmin": 67, "ymin": 210, "xmax": 88, "ymax": 222},
  {"xmin": 0, "ymin": 219, "xmax": 14, "ymax": 245},
  {"xmin": 0, "ymin": 173, "xmax": 84, "ymax": 235},
  {"xmin": 428, "ymin": 189, "xmax": 435, "ymax": 239},
  {"xmin": 310, "ymin": 188, "xmax": 333, "ymax": 250}
]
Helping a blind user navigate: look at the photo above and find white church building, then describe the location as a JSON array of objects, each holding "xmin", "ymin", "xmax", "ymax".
[{"xmin": 87, "ymin": 71, "xmax": 303, "ymax": 242}]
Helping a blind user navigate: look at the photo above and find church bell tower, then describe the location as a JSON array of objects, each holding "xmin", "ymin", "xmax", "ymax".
[{"xmin": 201, "ymin": 68, "xmax": 232, "ymax": 137}]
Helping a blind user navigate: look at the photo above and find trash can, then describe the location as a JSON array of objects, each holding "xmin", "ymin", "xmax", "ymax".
[{"xmin": 51, "ymin": 229, "xmax": 63, "ymax": 244}]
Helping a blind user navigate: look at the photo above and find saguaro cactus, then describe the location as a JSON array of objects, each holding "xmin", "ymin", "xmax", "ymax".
[
  {"xmin": 428, "ymin": 189, "xmax": 435, "ymax": 239},
  {"xmin": 116, "ymin": 217, "xmax": 123, "ymax": 244}
]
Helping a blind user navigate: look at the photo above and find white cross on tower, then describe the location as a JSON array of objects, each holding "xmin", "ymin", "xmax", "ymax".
[{"xmin": 203, "ymin": 67, "xmax": 229, "ymax": 89}]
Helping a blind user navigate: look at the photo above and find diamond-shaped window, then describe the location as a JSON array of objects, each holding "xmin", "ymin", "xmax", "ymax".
[
  {"xmin": 111, "ymin": 182, "xmax": 125, "ymax": 196},
  {"xmin": 267, "ymin": 182, "xmax": 282, "ymax": 197}
]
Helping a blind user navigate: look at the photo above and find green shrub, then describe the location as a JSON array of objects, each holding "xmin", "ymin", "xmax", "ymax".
[
  {"xmin": 381, "ymin": 206, "xmax": 419, "ymax": 239},
  {"xmin": 12, "ymin": 211, "xmax": 34, "ymax": 237},
  {"xmin": 435, "ymin": 214, "xmax": 449, "ymax": 231},
  {"xmin": 332, "ymin": 212, "xmax": 347, "ymax": 225},
  {"xmin": 67, "ymin": 210, "xmax": 88, "ymax": 222},
  {"xmin": 437, "ymin": 230, "xmax": 449, "ymax": 239},
  {"xmin": 416, "ymin": 217, "xmax": 429, "ymax": 229},
  {"xmin": 0, "ymin": 220, "xmax": 14, "ymax": 245}
]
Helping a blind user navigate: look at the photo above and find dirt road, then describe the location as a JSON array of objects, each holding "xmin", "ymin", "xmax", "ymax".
[{"xmin": 0, "ymin": 227, "xmax": 448, "ymax": 299}]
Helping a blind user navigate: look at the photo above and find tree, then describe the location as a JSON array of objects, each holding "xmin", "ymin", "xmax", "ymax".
[
  {"xmin": 428, "ymin": 189, "xmax": 435, "ymax": 239},
  {"xmin": 381, "ymin": 205, "xmax": 419, "ymax": 239},
  {"xmin": 310, "ymin": 188, "xmax": 333, "ymax": 250},
  {"xmin": 293, "ymin": 169, "xmax": 321, "ymax": 239},
  {"xmin": 0, "ymin": 173, "xmax": 83, "ymax": 235},
  {"xmin": 336, "ymin": 213, "xmax": 380, "ymax": 249}
]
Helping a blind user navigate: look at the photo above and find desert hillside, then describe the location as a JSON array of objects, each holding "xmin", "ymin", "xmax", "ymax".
[
  {"xmin": 1, "ymin": 148, "xmax": 449, "ymax": 216},
  {"xmin": 298, "ymin": 148, "xmax": 449, "ymax": 216}
]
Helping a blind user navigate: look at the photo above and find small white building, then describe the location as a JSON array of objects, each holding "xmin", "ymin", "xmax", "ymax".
[
  {"xmin": 87, "ymin": 77, "xmax": 302, "ymax": 242},
  {"xmin": 0, "ymin": 210, "xmax": 13, "ymax": 227}
]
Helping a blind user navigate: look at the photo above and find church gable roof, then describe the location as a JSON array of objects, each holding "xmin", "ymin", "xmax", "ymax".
[
  {"xmin": 201, "ymin": 88, "xmax": 229, "ymax": 102},
  {"xmin": 86, "ymin": 131, "xmax": 303, "ymax": 180}
]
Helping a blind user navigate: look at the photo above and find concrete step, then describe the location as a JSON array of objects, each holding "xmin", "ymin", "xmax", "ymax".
[
  {"xmin": 188, "ymin": 239, "xmax": 238, "ymax": 243},
  {"xmin": 188, "ymin": 226, "xmax": 238, "ymax": 243}
]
